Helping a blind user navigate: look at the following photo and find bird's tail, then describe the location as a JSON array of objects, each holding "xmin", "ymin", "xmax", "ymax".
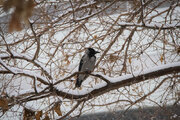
[{"xmin": 75, "ymin": 78, "xmax": 82, "ymax": 88}]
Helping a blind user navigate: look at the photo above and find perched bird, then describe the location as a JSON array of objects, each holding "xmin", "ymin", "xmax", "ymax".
[{"xmin": 75, "ymin": 48, "xmax": 100, "ymax": 88}]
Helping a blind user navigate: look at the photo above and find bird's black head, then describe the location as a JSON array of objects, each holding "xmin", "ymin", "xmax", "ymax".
[{"xmin": 87, "ymin": 48, "xmax": 100, "ymax": 57}]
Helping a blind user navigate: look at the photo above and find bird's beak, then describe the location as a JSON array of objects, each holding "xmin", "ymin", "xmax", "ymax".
[{"xmin": 95, "ymin": 51, "xmax": 100, "ymax": 54}]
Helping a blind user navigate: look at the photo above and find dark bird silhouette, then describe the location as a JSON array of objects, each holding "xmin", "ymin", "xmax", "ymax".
[{"xmin": 75, "ymin": 48, "xmax": 99, "ymax": 88}]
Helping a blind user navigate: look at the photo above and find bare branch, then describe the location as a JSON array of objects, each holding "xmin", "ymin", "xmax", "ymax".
[
  {"xmin": 29, "ymin": 21, "xmax": 40, "ymax": 61},
  {"xmin": 55, "ymin": 63, "xmax": 180, "ymax": 100}
]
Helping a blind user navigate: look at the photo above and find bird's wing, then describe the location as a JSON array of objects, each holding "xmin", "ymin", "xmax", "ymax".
[{"xmin": 78, "ymin": 55, "xmax": 84, "ymax": 71}]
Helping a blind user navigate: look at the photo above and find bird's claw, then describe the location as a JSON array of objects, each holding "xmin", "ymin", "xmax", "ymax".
[{"xmin": 85, "ymin": 71, "xmax": 91, "ymax": 74}]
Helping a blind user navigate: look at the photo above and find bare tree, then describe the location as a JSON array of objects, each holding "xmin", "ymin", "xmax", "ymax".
[{"xmin": 0, "ymin": 0, "xmax": 180, "ymax": 119}]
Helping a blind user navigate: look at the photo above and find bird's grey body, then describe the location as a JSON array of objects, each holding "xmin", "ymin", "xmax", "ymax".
[
  {"xmin": 75, "ymin": 48, "xmax": 99, "ymax": 88},
  {"xmin": 78, "ymin": 54, "xmax": 96, "ymax": 81}
]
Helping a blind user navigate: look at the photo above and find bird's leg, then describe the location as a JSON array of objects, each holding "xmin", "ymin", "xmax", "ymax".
[{"xmin": 85, "ymin": 71, "xmax": 91, "ymax": 74}]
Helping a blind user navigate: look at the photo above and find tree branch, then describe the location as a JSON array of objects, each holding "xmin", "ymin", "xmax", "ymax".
[
  {"xmin": 55, "ymin": 62, "xmax": 180, "ymax": 100},
  {"xmin": 29, "ymin": 21, "xmax": 40, "ymax": 61},
  {"xmin": 0, "ymin": 68, "xmax": 49, "ymax": 85},
  {"xmin": 1, "ymin": 52, "xmax": 53, "ymax": 80}
]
